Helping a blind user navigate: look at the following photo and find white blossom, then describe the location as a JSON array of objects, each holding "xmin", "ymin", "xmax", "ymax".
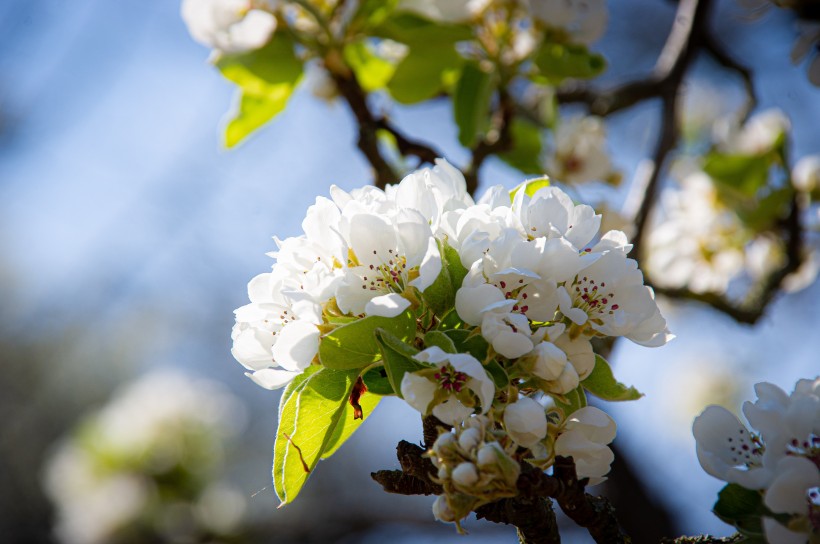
[
  {"xmin": 504, "ymin": 397, "xmax": 548, "ymax": 448},
  {"xmin": 397, "ymin": 0, "xmax": 490, "ymax": 23},
  {"xmin": 182, "ymin": 0, "xmax": 277, "ymax": 53},
  {"xmin": 554, "ymin": 406, "xmax": 617, "ymax": 485},
  {"xmin": 793, "ymin": 154, "xmax": 820, "ymax": 193},
  {"xmin": 400, "ymin": 347, "xmax": 495, "ymax": 425},
  {"xmin": 546, "ymin": 116, "xmax": 615, "ymax": 185},
  {"xmin": 714, "ymin": 108, "xmax": 790, "ymax": 156},
  {"xmin": 527, "ymin": 0, "xmax": 608, "ymax": 45}
]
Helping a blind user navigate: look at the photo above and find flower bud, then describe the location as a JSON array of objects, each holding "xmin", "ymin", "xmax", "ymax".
[
  {"xmin": 458, "ymin": 428, "xmax": 482, "ymax": 452},
  {"xmin": 432, "ymin": 432, "xmax": 456, "ymax": 457},
  {"xmin": 451, "ymin": 462, "xmax": 479, "ymax": 487},
  {"xmin": 504, "ymin": 397, "xmax": 548, "ymax": 448},
  {"xmin": 527, "ymin": 342, "xmax": 567, "ymax": 381},
  {"xmin": 432, "ymin": 495, "xmax": 457, "ymax": 522},
  {"xmin": 477, "ymin": 441, "xmax": 520, "ymax": 487}
]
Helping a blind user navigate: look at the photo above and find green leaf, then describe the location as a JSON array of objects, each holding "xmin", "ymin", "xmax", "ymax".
[
  {"xmin": 216, "ymin": 33, "xmax": 303, "ymax": 147},
  {"xmin": 348, "ymin": 0, "xmax": 399, "ymax": 33},
  {"xmin": 712, "ymin": 483, "xmax": 767, "ymax": 538},
  {"xmin": 422, "ymin": 239, "xmax": 469, "ymax": 317},
  {"xmin": 534, "ymin": 42, "xmax": 606, "ymax": 82},
  {"xmin": 224, "ymin": 90, "xmax": 294, "ymax": 148},
  {"xmin": 553, "ymin": 386, "xmax": 587, "ymax": 417},
  {"xmin": 703, "ymin": 152, "xmax": 772, "ymax": 197},
  {"xmin": 499, "ymin": 119, "xmax": 544, "ymax": 175},
  {"xmin": 582, "ymin": 355, "xmax": 643, "ymax": 402},
  {"xmin": 343, "ymin": 40, "xmax": 397, "ymax": 92},
  {"xmin": 424, "ymin": 330, "xmax": 457, "ymax": 353},
  {"xmin": 361, "ymin": 364, "xmax": 396, "ymax": 396},
  {"xmin": 319, "ymin": 311, "xmax": 415, "ymax": 370},
  {"xmin": 453, "ymin": 61, "xmax": 494, "ymax": 147},
  {"xmin": 376, "ymin": 14, "xmax": 470, "ymax": 104},
  {"xmin": 442, "ymin": 329, "xmax": 489, "ymax": 362},
  {"xmin": 273, "ymin": 367, "xmax": 362, "ymax": 505},
  {"xmin": 736, "ymin": 186, "xmax": 793, "ymax": 231},
  {"xmin": 437, "ymin": 308, "xmax": 467, "ymax": 330},
  {"xmin": 509, "ymin": 176, "xmax": 551, "ymax": 202},
  {"xmin": 321, "ymin": 386, "xmax": 382, "ymax": 459},
  {"xmin": 375, "ymin": 328, "xmax": 426, "ymax": 398},
  {"xmin": 484, "ymin": 359, "xmax": 510, "ymax": 389}
]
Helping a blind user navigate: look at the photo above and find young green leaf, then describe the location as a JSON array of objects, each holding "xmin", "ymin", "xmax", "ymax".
[
  {"xmin": 582, "ymin": 355, "xmax": 643, "ymax": 401},
  {"xmin": 321, "ymin": 386, "xmax": 382, "ymax": 459},
  {"xmin": 703, "ymin": 152, "xmax": 772, "ymax": 197},
  {"xmin": 422, "ymin": 239, "xmax": 468, "ymax": 316},
  {"xmin": 343, "ymin": 40, "xmax": 397, "ymax": 92},
  {"xmin": 509, "ymin": 176, "xmax": 551, "ymax": 202},
  {"xmin": 375, "ymin": 328, "xmax": 426, "ymax": 398},
  {"xmin": 319, "ymin": 311, "xmax": 415, "ymax": 370},
  {"xmin": 453, "ymin": 61, "xmax": 494, "ymax": 147},
  {"xmin": 273, "ymin": 367, "xmax": 364, "ymax": 505},
  {"xmin": 361, "ymin": 364, "xmax": 396, "ymax": 396},
  {"xmin": 424, "ymin": 330, "xmax": 458, "ymax": 353},
  {"xmin": 442, "ymin": 329, "xmax": 489, "ymax": 362},
  {"xmin": 534, "ymin": 42, "xmax": 606, "ymax": 82},
  {"xmin": 483, "ymin": 359, "xmax": 510, "ymax": 389},
  {"xmin": 499, "ymin": 119, "xmax": 544, "ymax": 175},
  {"xmin": 553, "ymin": 386, "xmax": 588, "ymax": 418},
  {"xmin": 712, "ymin": 483, "xmax": 768, "ymax": 539},
  {"xmin": 216, "ymin": 33, "xmax": 303, "ymax": 147}
]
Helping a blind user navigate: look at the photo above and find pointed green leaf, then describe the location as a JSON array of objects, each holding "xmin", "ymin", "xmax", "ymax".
[
  {"xmin": 321, "ymin": 388, "xmax": 382, "ymax": 459},
  {"xmin": 703, "ymin": 152, "xmax": 772, "ymax": 197},
  {"xmin": 442, "ymin": 329, "xmax": 489, "ymax": 362},
  {"xmin": 273, "ymin": 367, "xmax": 362, "ymax": 505},
  {"xmin": 712, "ymin": 483, "xmax": 768, "ymax": 539},
  {"xmin": 361, "ymin": 364, "xmax": 395, "ymax": 395},
  {"xmin": 216, "ymin": 33, "xmax": 303, "ymax": 147},
  {"xmin": 499, "ymin": 119, "xmax": 544, "ymax": 175},
  {"xmin": 343, "ymin": 40, "xmax": 397, "ymax": 92},
  {"xmin": 424, "ymin": 330, "xmax": 457, "ymax": 353},
  {"xmin": 319, "ymin": 311, "xmax": 415, "ymax": 370},
  {"xmin": 484, "ymin": 359, "xmax": 509, "ymax": 389},
  {"xmin": 510, "ymin": 176, "xmax": 551, "ymax": 202},
  {"xmin": 582, "ymin": 355, "xmax": 643, "ymax": 402},
  {"xmin": 534, "ymin": 41, "xmax": 606, "ymax": 82},
  {"xmin": 454, "ymin": 61, "xmax": 494, "ymax": 147},
  {"xmin": 224, "ymin": 89, "xmax": 294, "ymax": 148},
  {"xmin": 422, "ymin": 239, "xmax": 469, "ymax": 317},
  {"xmin": 553, "ymin": 386, "xmax": 587, "ymax": 418},
  {"xmin": 375, "ymin": 328, "xmax": 425, "ymax": 398}
]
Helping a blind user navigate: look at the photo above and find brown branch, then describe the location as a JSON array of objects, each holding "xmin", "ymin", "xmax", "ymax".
[
  {"xmin": 661, "ymin": 535, "xmax": 744, "ymax": 544},
  {"xmin": 374, "ymin": 118, "xmax": 442, "ymax": 166},
  {"xmin": 371, "ymin": 470, "xmax": 442, "ymax": 495},
  {"xmin": 475, "ymin": 497, "xmax": 560, "ymax": 544}
]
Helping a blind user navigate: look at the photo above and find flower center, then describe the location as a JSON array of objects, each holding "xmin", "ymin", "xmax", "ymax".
[
  {"xmin": 725, "ymin": 427, "xmax": 764, "ymax": 467},
  {"xmin": 435, "ymin": 365, "xmax": 468, "ymax": 393},
  {"xmin": 572, "ymin": 276, "xmax": 618, "ymax": 315},
  {"xmin": 359, "ymin": 249, "xmax": 409, "ymax": 294},
  {"xmin": 494, "ymin": 279, "xmax": 530, "ymax": 314},
  {"xmin": 786, "ymin": 434, "xmax": 820, "ymax": 471}
]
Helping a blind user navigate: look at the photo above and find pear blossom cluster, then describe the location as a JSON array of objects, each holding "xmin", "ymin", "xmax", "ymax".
[
  {"xmin": 232, "ymin": 159, "xmax": 670, "ymax": 526},
  {"xmin": 43, "ymin": 371, "xmax": 248, "ymax": 544},
  {"xmin": 182, "ymin": 0, "xmax": 279, "ymax": 53},
  {"xmin": 693, "ymin": 377, "xmax": 820, "ymax": 544},
  {"xmin": 546, "ymin": 115, "xmax": 619, "ymax": 185}
]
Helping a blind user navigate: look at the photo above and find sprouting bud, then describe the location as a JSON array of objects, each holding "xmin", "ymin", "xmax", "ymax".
[
  {"xmin": 432, "ymin": 495, "xmax": 457, "ymax": 523},
  {"xmin": 458, "ymin": 427, "xmax": 482, "ymax": 452},
  {"xmin": 451, "ymin": 462, "xmax": 480, "ymax": 487},
  {"xmin": 432, "ymin": 431, "xmax": 457, "ymax": 457}
]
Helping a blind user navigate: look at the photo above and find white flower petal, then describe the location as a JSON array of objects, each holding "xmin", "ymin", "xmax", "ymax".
[
  {"xmin": 364, "ymin": 293, "xmax": 411, "ymax": 317},
  {"xmin": 271, "ymin": 321, "xmax": 319, "ymax": 372}
]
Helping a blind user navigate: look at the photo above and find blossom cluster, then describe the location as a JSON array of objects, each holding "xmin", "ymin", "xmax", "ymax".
[
  {"xmin": 232, "ymin": 158, "xmax": 671, "ymax": 525},
  {"xmin": 43, "ymin": 371, "xmax": 248, "ymax": 544},
  {"xmin": 693, "ymin": 377, "xmax": 820, "ymax": 544}
]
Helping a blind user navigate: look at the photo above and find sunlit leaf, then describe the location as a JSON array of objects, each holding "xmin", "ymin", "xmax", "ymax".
[
  {"xmin": 454, "ymin": 61, "xmax": 494, "ymax": 147},
  {"xmin": 582, "ymin": 355, "xmax": 643, "ymax": 401},
  {"xmin": 375, "ymin": 328, "xmax": 425, "ymax": 398},
  {"xmin": 319, "ymin": 311, "xmax": 416, "ymax": 370}
]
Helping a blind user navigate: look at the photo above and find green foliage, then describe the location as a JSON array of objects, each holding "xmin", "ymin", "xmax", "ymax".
[
  {"xmin": 343, "ymin": 40, "xmax": 397, "ymax": 92},
  {"xmin": 424, "ymin": 330, "xmax": 458, "ymax": 353},
  {"xmin": 553, "ymin": 385, "xmax": 588, "ymax": 417},
  {"xmin": 422, "ymin": 239, "xmax": 469, "ymax": 316},
  {"xmin": 509, "ymin": 176, "xmax": 551, "ymax": 202},
  {"xmin": 712, "ymin": 483, "xmax": 770, "ymax": 541},
  {"xmin": 704, "ymin": 152, "xmax": 772, "ymax": 198},
  {"xmin": 582, "ymin": 355, "xmax": 643, "ymax": 401},
  {"xmin": 499, "ymin": 119, "xmax": 544, "ymax": 175},
  {"xmin": 454, "ymin": 61, "xmax": 494, "ymax": 147},
  {"xmin": 319, "ymin": 310, "xmax": 416, "ymax": 370},
  {"xmin": 533, "ymin": 41, "xmax": 606, "ymax": 83},
  {"xmin": 442, "ymin": 329, "xmax": 489, "ymax": 362},
  {"xmin": 216, "ymin": 33, "xmax": 303, "ymax": 147},
  {"xmin": 375, "ymin": 14, "xmax": 472, "ymax": 104},
  {"xmin": 321, "ymin": 387, "xmax": 381, "ymax": 459},
  {"xmin": 361, "ymin": 364, "xmax": 396, "ymax": 395},
  {"xmin": 273, "ymin": 366, "xmax": 371, "ymax": 505},
  {"xmin": 375, "ymin": 328, "xmax": 426, "ymax": 398}
]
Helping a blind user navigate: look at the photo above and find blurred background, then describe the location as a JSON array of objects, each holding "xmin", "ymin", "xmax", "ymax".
[{"xmin": 1, "ymin": 0, "xmax": 818, "ymax": 542}]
